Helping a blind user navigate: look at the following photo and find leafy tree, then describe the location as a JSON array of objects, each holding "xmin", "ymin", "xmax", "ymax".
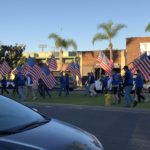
[
  {"xmin": 0, "ymin": 44, "xmax": 26, "ymax": 68},
  {"xmin": 48, "ymin": 33, "xmax": 77, "ymax": 70},
  {"xmin": 92, "ymin": 20, "xmax": 126, "ymax": 61},
  {"xmin": 145, "ymin": 22, "xmax": 150, "ymax": 32}
]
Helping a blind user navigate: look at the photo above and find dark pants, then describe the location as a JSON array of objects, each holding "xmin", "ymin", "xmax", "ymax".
[
  {"xmin": 58, "ymin": 84, "xmax": 66, "ymax": 96},
  {"xmin": 38, "ymin": 85, "xmax": 51, "ymax": 99},
  {"xmin": 38, "ymin": 85, "xmax": 45, "ymax": 98},
  {"xmin": 102, "ymin": 84, "xmax": 107, "ymax": 93},
  {"xmin": 136, "ymin": 87, "xmax": 145, "ymax": 102},
  {"xmin": 1, "ymin": 86, "xmax": 9, "ymax": 95},
  {"xmin": 12, "ymin": 85, "xmax": 18, "ymax": 95},
  {"xmin": 66, "ymin": 85, "xmax": 69, "ymax": 96}
]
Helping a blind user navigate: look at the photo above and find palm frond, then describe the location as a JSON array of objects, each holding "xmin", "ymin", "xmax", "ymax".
[
  {"xmin": 66, "ymin": 39, "xmax": 77, "ymax": 50},
  {"xmin": 48, "ymin": 33, "xmax": 61, "ymax": 41},
  {"xmin": 97, "ymin": 21, "xmax": 126, "ymax": 38},
  {"xmin": 145, "ymin": 23, "xmax": 150, "ymax": 32},
  {"xmin": 97, "ymin": 20, "xmax": 113, "ymax": 36},
  {"xmin": 112, "ymin": 24, "xmax": 127, "ymax": 37},
  {"xmin": 55, "ymin": 39, "xmax": 65, "ymax": 48},
  {"xmin": 92, "ymin": 33, "xmax": 108, "ymax": 45}
]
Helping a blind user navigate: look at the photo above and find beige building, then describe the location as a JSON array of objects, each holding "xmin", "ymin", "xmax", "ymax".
[{"xmin": 23, "ymin": 49, "xmax": 126, "ymax": 79}]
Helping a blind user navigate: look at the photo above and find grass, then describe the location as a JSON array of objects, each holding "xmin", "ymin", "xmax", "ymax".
[{"xmin": 6, "ymin": 90, "xmax": 150, "ymax": 109}]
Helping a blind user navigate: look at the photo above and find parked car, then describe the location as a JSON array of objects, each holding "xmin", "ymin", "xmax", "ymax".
[{"xmin": 0, "ymin": 96, "xmax": 104, "ymax": 150}]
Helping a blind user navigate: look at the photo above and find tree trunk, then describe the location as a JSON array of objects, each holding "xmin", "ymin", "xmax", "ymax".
[
  {"xmin": 109, "ymin": 42, "xmax": 113, "ymax": 61},
  {"xmin": 59, "ymin": 48, "xmax": 63, "ymax": 71}
]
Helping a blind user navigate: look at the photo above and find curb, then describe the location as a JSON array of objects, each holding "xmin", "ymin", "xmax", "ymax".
[{"xmin": 23, "ymin": 102, "xmax": 150, "ymax": 114}]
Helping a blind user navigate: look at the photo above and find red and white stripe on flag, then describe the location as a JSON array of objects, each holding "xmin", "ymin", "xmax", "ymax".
[
  {"xmin": 48, "ymin": 55, "xmax": 57, "ymax": 71},
  {"xmin": 41, "ymin": 73, "xmax": 57, "ymax": 89},
  {"xmin": 133, "ymin": 56, "xmax": 150, "ymax": 81},
  {"xmin": 0, "ymin": 61, "xmax": 11, "ymax": 76},
  {"xmin": 75, "ymin": 63, "xmax": 81, "ymax": 80},
  {"xmin": 96, "ymin": 54, "xmax": 112, "ymax": 76},
  {"xmin": 25, "ymin": 64, "xmax": 43, "ymax": 80},
  {"xmin": 67, "ymin": 63, "xmax": 76, "ymax": 80},
  {"xmin": 128, "ymin": 63, "xmax": 137, "ymax": 75}
]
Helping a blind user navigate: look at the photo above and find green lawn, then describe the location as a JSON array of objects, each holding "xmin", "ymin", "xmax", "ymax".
[{"xmin": 8, "ymin": 90, "xmax": 150, "ymax": 109}]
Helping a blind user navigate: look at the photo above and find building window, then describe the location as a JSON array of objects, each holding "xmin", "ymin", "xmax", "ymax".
[
  {"xmin": 140, "ymin": 43, "xmax": 150, "ymax": 55},
  {"xmin": 69, "ymin": 52, "xmax": 76, "ymax": 56}
]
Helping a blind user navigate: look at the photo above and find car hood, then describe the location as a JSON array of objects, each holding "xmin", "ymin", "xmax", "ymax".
[{"xmin": 0, "ymin": 119, "xmax": 103, "ymax": 150}]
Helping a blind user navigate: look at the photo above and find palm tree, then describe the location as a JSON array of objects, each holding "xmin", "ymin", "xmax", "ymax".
[
  {"xmin": 145, "ymin": 22, "xmax": 150, "ymax": 32},
  {"xmin": 92, "ymin": 20, "xmax": 126, "ymax": 61},
  {"xmin": 48, "ymin": 33, "xmax": 77, "ymax": 70}
]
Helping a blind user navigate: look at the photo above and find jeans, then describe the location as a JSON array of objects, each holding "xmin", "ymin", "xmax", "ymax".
[
  {"xmin": 84, "ymin": 84, "xmax": 90, "ymax": 95},
  {"xmin": 58, "ymin": 84, "xmax": 66, "ymax": 96},
  {"xmin": 18, "ymin": 86, "xmax": 25, "ymax": 101},
  {"xmin": 124, "ymin": 85, "xmax": 133, "ymax": 106}
]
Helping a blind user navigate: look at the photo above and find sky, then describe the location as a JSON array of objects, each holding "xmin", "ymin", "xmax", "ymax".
[{"xmin": 0, "ymin": 0, "xmax": 150, "ymax": 52}]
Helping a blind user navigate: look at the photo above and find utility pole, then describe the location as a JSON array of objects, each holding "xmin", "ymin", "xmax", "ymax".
[{"xmin": 39, "ymin": 44, "xmax": 47, "ymax": 52}]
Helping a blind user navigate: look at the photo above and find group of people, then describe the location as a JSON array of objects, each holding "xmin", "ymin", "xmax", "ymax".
[
  {"xmin": 84, "ymin": 66, "xmax": 147, "ymax": 107},
  {"xmin": 0, "ymin": 72, "xmax": 71, "ymax": 101},
  {"xmin": 0, "ymin": 66, "xmax": 147, "ymax": 107}
]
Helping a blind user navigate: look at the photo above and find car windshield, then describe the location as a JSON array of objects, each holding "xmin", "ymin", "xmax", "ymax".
[{"xmin": 0, "ymin": 96, "xmax": 46, "ymax": 132}]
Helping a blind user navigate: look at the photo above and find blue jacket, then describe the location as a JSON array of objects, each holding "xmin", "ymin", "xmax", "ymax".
[
  {"xmin": 101, "ymin": 76, "xmax": 108, "ymax": 86},
  {"xmin": 124, "ymin": 69, "xmax": 133, "ymax": 86},
  {"xmin": 17, "ymin": 74, "xmax": 26, "ymax": 86},
  {"xmin": 65, "ymin": 76, "xmax": 69, "ymax": 85},
  {"xmin": 60, "ymin": 75, "xmax": 66, "ymax": 85},
  {"xmin": 1, "ymin": 77, "xmax": 7, "ymax": 86},
  {"xmin": 135, "ymin": 73, "xmax": 144, "ymax": 88},
  {"xmin": 112, "ymin": 73, "xmax": 119, "ymax": 86},
  {"xmin": 90, "ymin": 75, "xmax": 95, "ymax": 84}
]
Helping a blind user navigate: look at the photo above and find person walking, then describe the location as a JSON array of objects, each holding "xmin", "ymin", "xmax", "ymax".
[
  {"xmin": 123, "ymin": 66, "xmax": 133, "ymax": 107},
  {"xmin": 101, "ymin": 75, "xmax": 108, "ymax": 94},
  {"xmin": 65, "ymin": 73, "xmax": 70, "ymax": 96},
  {"xmin": 58, "ymin": 72, "xmax": 66, "ymax": 96},
  {"xmin": 38, "ymin": 78, "xmax": 46, "ymax": 99},
  {"xmin": 17, "ymin": 72, "xmax": 26, "ymax": 101},
  {"xmin": 111, "ymin": 69, "xmax": 119, "ymax": 104},
  {"xmin": 89, "ymin": 72, "xmax": 96, "ymax": 96},
  {"xmin": 32, "ymin": 80, "xmax": 39, "ymax": 100},
  {"xmin": 84, "ymin": 73, "xmax": 91, "ymax": 96},
  {"xmin": 26, "ymin": 74, "xmax": 33, "ymax": 98},
  {"xmin": 43, "ymin": 82, "xmax": 51, "ymax": 98},
  {"xmin": 12, "ymin": 74, "xmax": 19, "ymax": 96},
  {"xmin": 1, "ymin": 76, "xmax": 9, "ymax": 95},
  {"xmin": 118, "ymin": 73, "xmax": 124, "ymax": 103},
  {"xmin": 133, "ymin": 70, "xmax": 145, "ymax": 107}
]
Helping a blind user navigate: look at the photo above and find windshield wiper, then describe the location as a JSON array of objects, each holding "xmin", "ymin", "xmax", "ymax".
[
  {"xmin": 0, "ymin": 130, "xmax": 17, "ymax": 135},
  {"xmin": 0, "ymin": 119, "xmax": 50, "ymax": 135},
  {"xmin": 14, "ymin": 119, "xmax": 50, "ymax": 131}
]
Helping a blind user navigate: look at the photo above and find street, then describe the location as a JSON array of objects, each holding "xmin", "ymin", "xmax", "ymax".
[{"xmin": 28, "ymin": 104, "xmax": 150, "ymax": 150}]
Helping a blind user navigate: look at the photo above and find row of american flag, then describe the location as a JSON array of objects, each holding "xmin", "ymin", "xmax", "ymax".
[
  {"xmin": 96, "ymin": 51, "xmax": 150, "ymax": 81},
  {"xmin": 0, "ymin": 55, "xmax": 81, "ymax": 89}
]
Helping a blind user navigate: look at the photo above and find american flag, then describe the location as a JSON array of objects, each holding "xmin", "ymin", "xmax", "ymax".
[
  {"xmin": 96, "ymin": 51, "xmax": 113, "ymax": 75},
  {"xmin": 0, "ymin": 61, "xmax": 11, "ymax": 76},
  {"xmin": 67, "ymin": 62, "xmax": 76, "ymax": 80},
  {"xmin": 41, "ymin": 64, "xmax": 57, "ymax": 89},
  {"xmin": 47, "ymin": 54, "xmax": 57, "ymax": 71},
  {"xmin": 75, "ymin": 62, "xmax": 81, "ymax": 80},
  {"xmin": 25, "ymin": 57, "xmax": 43, "ymax": 80},
  {"xmin": 133, "ymin": 53, "xmax": 150, "ymax": 81},
  {"xmin": 128, "ymin": 63, "xmax": 137, "ymax": 75}
]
